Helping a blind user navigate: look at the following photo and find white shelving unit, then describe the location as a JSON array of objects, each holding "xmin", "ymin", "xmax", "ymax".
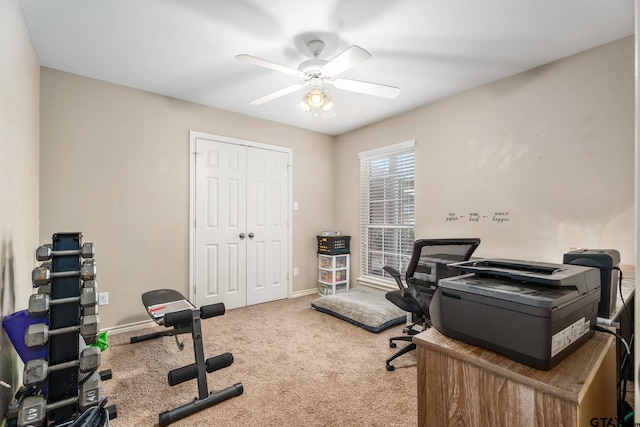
[{"xmin": 318, "ymin": 253, "xmax": 350, "ymax": 295}]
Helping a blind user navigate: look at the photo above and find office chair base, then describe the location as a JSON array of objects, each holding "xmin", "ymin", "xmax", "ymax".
[
  {"xmin": 387, "ymin": 328, "xmax": 422, "ymax": 368},
  {"xmin": 385, "ymin": 342, "xmax": 417, "ymax": 371},
  {"xmin": 389, "ymin": 335, "xmax": 413, "ymax": 349}
]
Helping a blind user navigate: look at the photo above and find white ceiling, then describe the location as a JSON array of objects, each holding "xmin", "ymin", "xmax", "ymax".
[{"xmin": 19, "ymin": 0, "xmax": 634, "ymax": 136}]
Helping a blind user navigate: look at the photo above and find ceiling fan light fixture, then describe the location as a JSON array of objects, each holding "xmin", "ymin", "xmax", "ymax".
[
  {"xmin": 301, "ymin": 87, "xmax": 333, "ymax": 114},
  {"xmin": 321, "ymin": 100, "xmax": 334, "ymax": 112},
  {"xmin": 306, "ymin": 88, "xmax": 327, "ymax": 108},
  {"xmin": 300, "ymin": 101, "xmax": 311, "ymax": 112}
]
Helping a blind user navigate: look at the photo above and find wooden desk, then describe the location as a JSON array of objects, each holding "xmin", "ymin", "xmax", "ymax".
[{"xmin": 414, "ymin": 328, "xmax": 616, "ymax": 427}]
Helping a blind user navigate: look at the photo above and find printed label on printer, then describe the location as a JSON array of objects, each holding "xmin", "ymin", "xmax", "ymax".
[{"xmin": 551, "ymin": 317, "xmax": 590, "ymax": 357}]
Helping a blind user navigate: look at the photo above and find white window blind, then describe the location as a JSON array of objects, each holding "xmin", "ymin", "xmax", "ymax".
[{"xmin": 359, "ymin": 141, "xmax": 415, "ymax": 281}]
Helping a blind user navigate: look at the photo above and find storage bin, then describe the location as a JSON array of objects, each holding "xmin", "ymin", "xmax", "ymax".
[
  {"xmin": 319, "ymin": 270, "xmax": 333, "ymax": 283},
  {"xmin": 317, "ymin": 236, "xmax": 350, "ymax": 255},
  {"xmin": 335, "ymin": 255, "xmax": 348, "ymax": 269},
  {"xmin": 318, "ymin": 282, "xmax": 348, "ymax": 295},
  {"xmin": 317, "ymin": 253, "xmax": 350, "ymax": 295},
  {"xmin": 319, "ymin": 255, "xmax": 333, "ymax": 269}
]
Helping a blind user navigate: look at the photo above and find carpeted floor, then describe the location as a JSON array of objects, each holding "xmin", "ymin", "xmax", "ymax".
[{"xmin": 100, "ymin": 294, "xmax": 417, "ymax": 427}]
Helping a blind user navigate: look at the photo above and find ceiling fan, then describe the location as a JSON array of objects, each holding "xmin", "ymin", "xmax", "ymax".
[{"xmin": 235, "ymin": 39, "xmax": 400, "ymax": 108}]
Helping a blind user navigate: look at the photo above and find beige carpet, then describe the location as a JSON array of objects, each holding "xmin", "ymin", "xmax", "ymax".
[{"xmin": 101, "ymin": 294, "xmax": 417, "ymax": 427}]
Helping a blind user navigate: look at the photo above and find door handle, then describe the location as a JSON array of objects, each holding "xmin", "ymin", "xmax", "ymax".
[
  {"xmin": 239, "ymin": 233, "xmax": 246, "ymax": 240},
  {"xmin": 248, "ymin": 232, "xmax": 255, "ymax": 239}
]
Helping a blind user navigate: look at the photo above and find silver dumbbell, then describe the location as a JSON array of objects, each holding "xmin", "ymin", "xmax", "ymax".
[
  {"xmin": 24, "ymin": 314, "xmax": 100, "ymax": 347},
  {"xmin": 23, "ymin": 347, "xmax": 101, "ymax": 386},
  {"xmin": 17, "ymin": 371, "xmax": 103, "ymax": 426},
  {"xmin": 36, "ymin": 243, "xmax": 95, "ymax": 261},
  {"xmin": 32, "ymin": 259, "xmax": 97, "ymax": 287},
  {"xmin": 28, "ymin": 286, "xmax": 97, "ymax": 315}
]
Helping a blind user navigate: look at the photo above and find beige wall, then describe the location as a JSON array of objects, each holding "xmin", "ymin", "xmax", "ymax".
[
  {"xmin": 33, "ymin": 35, "xmax": 638, "ymax": 330},
  {"xmin": 335, "ymin": 37, "xmax": 635, "ymax": 280},
  {"xmin": 0, "ymin": 0, "xmax": 40, "ymax": 315},
  {"xmin": 0, "ymin": 0, "xmax": 40, "ymax": 415},
  {"xmin": 39, "ymin": 69, "xmax": 334, "ymax": 328}
]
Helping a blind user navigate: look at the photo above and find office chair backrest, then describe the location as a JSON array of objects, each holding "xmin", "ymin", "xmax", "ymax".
[{"xmin": 406, "ymin": 238, "xmax": 481, "ymax": 290}]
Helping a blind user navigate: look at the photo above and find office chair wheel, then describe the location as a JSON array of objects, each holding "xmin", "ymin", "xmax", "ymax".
[
  {"xmin": 389, "ymin": 341, "xmax": 397, "ymax": 348},
  {"xmin": 386, "ymin": 363, "xmax": 395, "ymax": 372}
]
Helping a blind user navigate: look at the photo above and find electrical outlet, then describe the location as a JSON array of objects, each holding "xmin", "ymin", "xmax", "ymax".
[
  {"xmin": 293, "ymin": 267, "xmax": 299, "ymax": 277},
  {"xmin": 98, "ymin": 292, "xmax": 109, "ymax": 306}
]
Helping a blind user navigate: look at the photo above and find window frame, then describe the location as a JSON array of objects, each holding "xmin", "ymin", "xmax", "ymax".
[{"xmin": 358, "ymin": 140, "xmax": 415, "ymax": 287}]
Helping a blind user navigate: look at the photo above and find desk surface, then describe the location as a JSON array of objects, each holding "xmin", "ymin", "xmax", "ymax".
[{"xmin": 414, "ymin": 327, "xmax": 615, "ymax": 403}]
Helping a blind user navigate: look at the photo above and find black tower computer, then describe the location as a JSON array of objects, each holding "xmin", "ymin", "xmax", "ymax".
[{"xmin": 563, "ymin": 249, "xmax": 620, "ymax": 318}]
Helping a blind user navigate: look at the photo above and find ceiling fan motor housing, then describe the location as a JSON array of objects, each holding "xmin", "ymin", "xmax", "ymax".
[
  {"xmin": 307, "ymin": 40, "xmax": 326, "ymax": 57},
  {"xmin": 299, "ymin": 59, "xmax": 329, "ymax": 78}
]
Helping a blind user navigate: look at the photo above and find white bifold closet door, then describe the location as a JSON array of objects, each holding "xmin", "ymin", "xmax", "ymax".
[{"xmin": 193, "ymin": 136, "xmax": 289, "ymax": 310}]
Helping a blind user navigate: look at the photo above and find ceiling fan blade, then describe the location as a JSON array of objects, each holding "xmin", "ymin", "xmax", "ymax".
[
  {"xmin": 236, "ymin": 54, "xmax": 301, "ymax": 77},
  {"xmin": 333, "ymin": 78, "xmax": 400, "ymax": 99},
  {"xmin": 322, "ymin": 45, "xmax": 371, "ymax": 76},
  {"xmin": 249, "ymin": 83, "xmax": 308, "ymax": 105}
]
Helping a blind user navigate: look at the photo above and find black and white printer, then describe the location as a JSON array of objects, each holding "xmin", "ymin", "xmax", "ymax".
[{"xmin": 430, "ymin": 258, "xmax": 601, "ymax": 370}]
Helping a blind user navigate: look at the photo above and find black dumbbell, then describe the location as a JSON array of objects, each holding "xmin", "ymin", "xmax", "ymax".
[
  {"xmin": 24, "ymin": 315, "xmax": 100, "ymax": 347},
  {"xmin": 36, "ymin": 243, "xmax": 95, "ymax": 261},
  {"xmin": 17, "ymin": 372, "xmax": 103, "ymax": 426},
  {"xmin": 32, "ymin": 260, "xmax": 97, "ymax": 287},
  {"xmin": 23, "ymin": 347, "xmax": 101, "ymax": 386}
]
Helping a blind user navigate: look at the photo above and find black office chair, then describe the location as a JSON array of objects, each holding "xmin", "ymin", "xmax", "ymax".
[{"xmin": 383, "ymin": 238, "xmax": 481, "ymax": 371}]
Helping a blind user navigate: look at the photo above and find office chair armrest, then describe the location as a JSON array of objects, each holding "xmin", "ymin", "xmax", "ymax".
[
  {"xmin": 383, "ymin": 266, "xmax": 406, "ymax": 294},
  {"xmin": 406, "ymin": 277, "xmax": 431, "ymax": 319}
]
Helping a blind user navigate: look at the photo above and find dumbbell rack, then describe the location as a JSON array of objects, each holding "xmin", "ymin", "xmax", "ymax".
[
  {"xmin": 19, "ymin": 232, "xmax": 114, "ymax": 426},
  {"xmin": 48, "ymin": 232, "xmax": 86, "ymax": 422}
]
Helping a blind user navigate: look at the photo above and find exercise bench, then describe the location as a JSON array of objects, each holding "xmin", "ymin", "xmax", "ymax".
[
  {"xmin": 130, "ymin": 289, "xmax": 194, "ymax": 349},
  {"xmin": 130, "ymin": 289, "xmax": 243, "ymax": 426}
]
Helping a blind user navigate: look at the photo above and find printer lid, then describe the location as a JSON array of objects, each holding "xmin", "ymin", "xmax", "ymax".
[
  {"xmin": 438, "ymin": 274, "xmax": 582, "ymax": 309},
  {"xmin": 450, "ymin": 258, "xmax": 600, "ymax": 295}
]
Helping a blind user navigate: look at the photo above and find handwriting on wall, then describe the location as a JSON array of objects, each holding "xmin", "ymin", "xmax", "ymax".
[{"xmin": 445, "ymin": 211, "xmax": 510, "ymax": 224}]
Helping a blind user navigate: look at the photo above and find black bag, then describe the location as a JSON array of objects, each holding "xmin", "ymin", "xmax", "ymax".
[{"xmin": 69, "ymin": 406, "xmax": 108, "ymax": 427}]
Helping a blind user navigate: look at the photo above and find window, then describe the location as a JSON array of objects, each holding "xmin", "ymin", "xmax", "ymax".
[{"xmin": 359, "ymin": 140, "xmax": 415, "ymax": 283}]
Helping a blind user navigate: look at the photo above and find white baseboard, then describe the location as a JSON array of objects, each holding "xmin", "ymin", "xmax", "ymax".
[
  {"xmin": 291, "ymin": 288, "xmax": 319, "ymax": 298},
  {"xmin": 102, "ymin": 319, "xmax": 156, "ymax": 336}
]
